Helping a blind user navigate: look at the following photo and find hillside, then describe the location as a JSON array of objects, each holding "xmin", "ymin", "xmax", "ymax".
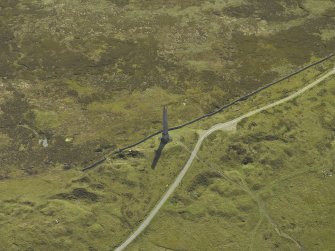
[{"xmin": 0, "ymin": 0, "xmax": 335, "ymax": 250}]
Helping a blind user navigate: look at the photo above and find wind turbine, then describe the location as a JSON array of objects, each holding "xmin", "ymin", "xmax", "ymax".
[
  {"xmin": 161, "ymin": 105, "xmax": 171, "ymax": 144},
  {"xmin": 151, "ymin": 106, "xmax": 171, "ymax": 169}
]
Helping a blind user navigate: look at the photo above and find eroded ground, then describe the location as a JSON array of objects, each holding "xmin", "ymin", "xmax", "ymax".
[{"xmin": 0, "ymin": 0, "xmax": 335, "ymax": 250}]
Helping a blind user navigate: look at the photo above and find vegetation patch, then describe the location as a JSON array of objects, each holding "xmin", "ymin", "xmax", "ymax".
[
  {"xmin": 51, "ymin": 188, "xmax": 100, "ymax": 202},
  {"xmin": 1, "ymin": 0, "xmax": 335, "ymax": 250}
]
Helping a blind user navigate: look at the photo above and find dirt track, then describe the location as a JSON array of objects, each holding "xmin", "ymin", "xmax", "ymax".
[{"xmin": 115, "ymin": 67, "xmax": 335, "ymax": 251}]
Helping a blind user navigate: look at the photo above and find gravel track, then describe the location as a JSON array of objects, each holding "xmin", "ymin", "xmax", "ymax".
[{"xmin": 115, "ymin": 67, "xmax": 335, "ymax": 251}]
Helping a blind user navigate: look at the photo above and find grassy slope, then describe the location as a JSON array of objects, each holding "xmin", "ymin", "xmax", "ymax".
[
  {"xmin": 128, "ymin": 63, "xmax": 335, "ymax": 250},
  {"xmin": 0, "ymin": 0, "xmax": 335, "ymax": 250},
  {"xmin": 0, "ymin": 58, "xmax": 334, "ymax": 251},
  {"xmin": 1, "ymin": 0, "xmax": 335, "ymax": 177}
]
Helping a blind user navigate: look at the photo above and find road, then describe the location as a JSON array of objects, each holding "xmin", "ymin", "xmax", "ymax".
[{"xmin": 114, "ymin": 67, "xmax": 335, "ymax": 251}]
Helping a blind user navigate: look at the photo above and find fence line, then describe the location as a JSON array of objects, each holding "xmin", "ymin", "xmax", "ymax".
[{"xmin": 82, "ymin": 52, "xmax": 335, "ymax": 171}]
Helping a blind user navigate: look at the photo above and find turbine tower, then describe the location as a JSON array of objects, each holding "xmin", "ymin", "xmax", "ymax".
[{"xmin": 161, "ymin": 106, "xmax": 170, "ymax": 144}]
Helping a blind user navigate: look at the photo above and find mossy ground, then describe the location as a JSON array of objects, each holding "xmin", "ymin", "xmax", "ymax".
[{"xmin": 0, "ymin": 0, "xmax": 335, "ymax": 250}]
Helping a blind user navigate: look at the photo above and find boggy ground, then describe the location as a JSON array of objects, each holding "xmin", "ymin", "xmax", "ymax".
[
  {"xmin": 1, "ymin": 0, "xmax": 335, "ymax": 176},
  {"xmin": 0, "ymin": 0, "xmax": 335, "ymax": 250}
]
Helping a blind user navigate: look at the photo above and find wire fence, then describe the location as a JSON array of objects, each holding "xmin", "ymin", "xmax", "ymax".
[{"xmin": 82, "ymin": 52, "xmax": 335, "ymax": 171}]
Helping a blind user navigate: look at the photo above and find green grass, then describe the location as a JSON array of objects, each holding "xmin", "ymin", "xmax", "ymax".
[
  {"xmin": 1, "ymin": 61, "xmax": 334, "ymax": 251},
  {"xmin": 0, "ymin": 133, "xmax": 11, "ymax": 150},
  {"xmin": 34, "ymin": 110, "xmax": 61, "ymax": 130},
  {"xmin": 128, "ymin": 68, "xmax": 335, "ymax": 250},
  {"xmin": 1, "ymin": 0, "xmax": 335, "ymax": 250}
]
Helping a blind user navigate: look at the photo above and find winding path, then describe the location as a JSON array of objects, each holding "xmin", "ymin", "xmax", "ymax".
[{"xmin": 115, "ymin": 67, "xmax": 335, "ymax": 251}]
